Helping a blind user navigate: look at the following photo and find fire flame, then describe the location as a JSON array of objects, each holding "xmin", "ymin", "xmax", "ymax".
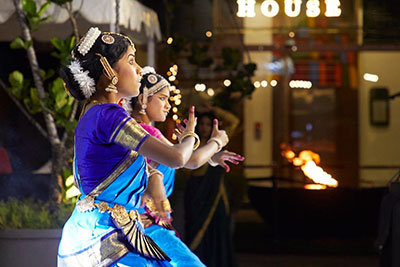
[{"xmin": 282, "ymin": 148, "xmax": 338, "ymax": 188}]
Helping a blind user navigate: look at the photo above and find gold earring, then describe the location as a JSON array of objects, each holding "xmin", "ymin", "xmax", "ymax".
[{"xmin": 96, "ymin": 53, "xmax": 119, "ymax": 94}]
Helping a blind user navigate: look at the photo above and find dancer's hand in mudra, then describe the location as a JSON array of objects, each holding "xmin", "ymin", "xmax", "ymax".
[
  {"xmin": 211, "ymin": 150, "xmax": 244, "ymax": 173},
  {"xmin": 174, "ymin": 106, "xmax": 197, "ymax": 139},
  {"xmin": 210, "ymin": 118, "xmax": 229, "ymax": 147}
]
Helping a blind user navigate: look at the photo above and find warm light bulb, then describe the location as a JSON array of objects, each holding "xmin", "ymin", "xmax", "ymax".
[{"xmin": 261, "ymin": 80, "xmax": 268, "ymax": 87}]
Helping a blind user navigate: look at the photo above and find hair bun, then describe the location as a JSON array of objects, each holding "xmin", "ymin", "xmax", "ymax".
[{"xmin": 142, "ymin": 66, "xmax": 156, "ymax": 76}]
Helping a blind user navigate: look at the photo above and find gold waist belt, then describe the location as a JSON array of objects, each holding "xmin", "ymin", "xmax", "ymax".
[{"xmin": 76, "ymin": 195, "xmax": 170, "ymax": 262}]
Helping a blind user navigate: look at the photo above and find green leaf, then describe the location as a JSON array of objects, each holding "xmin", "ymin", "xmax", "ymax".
[
  {"xmin": 29, "ymin": 87, "xmax": 42, "ymax": 114},
  {"xmin": 67, "ymin": 36, "xmax": 76, "ymax": 50},
  {"xmin": 9, "ymin": 71, "xmax": 24, "ymax": 90},
  {"xmin": 39, "ymin": 69, "xmax": 46, "ymax": 80},
  {"xmin": 38, "ymin": 2, "xmax": 50, "ymax": 17},
  {"xmin": 23, "ymin": 40, "xmax": 32, "ymax": 50},
  {"xmin": 45, "ymin": 69, "xmax": 55, "ymax": 80},
  {"xmin": 10, "ymin": 38, "xmax": 26, "ymax": 50},
  {"xmin": 39, "ymin": 16, "xmax": 51, "ymax": 24},
  {"xmin": 50, "ymin": 37, "xmax": 64, "ymax": 51},
  {"xmin": 22, "ymin": 0, "xmax": 37, "ymax": 16}
]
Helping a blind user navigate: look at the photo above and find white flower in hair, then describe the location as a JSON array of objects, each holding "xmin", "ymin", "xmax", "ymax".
[
  {"xmin": 68, "ymin": 61, "xmax": 96, "ymax": 98},
  {"xmin": 142, "ymin": 66, "xmax": 156, "ymax": 76}
]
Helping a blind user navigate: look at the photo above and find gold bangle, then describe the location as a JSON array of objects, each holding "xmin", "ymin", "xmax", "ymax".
[
  {"xmin": 207, "ymin": 137, "xmax": 223, "ymax": 152},
  {"xmin": 148, "ymin": 168, "xmax": 163, "ymax": 178},
  {"xmin": 161, "ymin": 199, "xmax": 172, "ymax": 213},
  {"xmin": 178, "ymin": 131, "xmax": 200, "ymax": 150}
]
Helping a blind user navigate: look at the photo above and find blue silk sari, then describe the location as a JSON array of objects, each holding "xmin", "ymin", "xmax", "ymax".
[
  {"xmin": 57, "ymin": 104, "xmax": 172, "ymax": 267},
  {"xmin": 138, "ymin": 124, "xmax": 205, "ymax": 267}
]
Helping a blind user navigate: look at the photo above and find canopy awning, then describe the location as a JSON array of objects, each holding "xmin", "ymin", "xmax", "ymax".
[{"xmin": 0, "ymin": 0, "xmax": 161, "ymax": 44}]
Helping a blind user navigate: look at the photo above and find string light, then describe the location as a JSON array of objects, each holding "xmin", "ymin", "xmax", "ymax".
[
  {"xmin": 270, "ymin": 80, "xmax": 278, "ymax": 87},
  {"xmin": 167, "ymin": 37, "xmax": 173, "ymax": 44},
  {"xmin": 224, "ymin": 79, "xmax": 231, "ymax": 87},
  {"xmin": 289, "ymin": 80, "xmax": 312, "ymax": 89},
  {"xmin": 206, "ymin": 31, "xmax": 213, "ymax": 38},
  {"xmin": 363, "ymin": 73, "xmax": 379, "ymax": 82},
  {"xmin": 254, "ymin": 81, "xmax": 261, "ymax": 88},
  {"xmin": 207, "ymin": 88, "xmax": 215, "ymax": 96},
  {"xmin": 261, "ymin": 80, "xmax": 268, "ymax": 87},
  {"xmin": 172, "ymin": 107, "xmax": 178, "ymax": 113}
]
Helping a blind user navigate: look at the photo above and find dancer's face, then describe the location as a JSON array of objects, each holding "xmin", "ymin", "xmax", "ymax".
[
  {"xmin": 146, "ymin": 87, "xmax": 171, "ymax": 122},
  {"xmin": 197, "ymin": 116, "xmax": 212, "ymax": 139},
  {"xmin": 114, "ymin": 46, "xmax": 142, "ymax": 97}
]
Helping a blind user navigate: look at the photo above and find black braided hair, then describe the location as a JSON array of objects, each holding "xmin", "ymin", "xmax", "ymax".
[{"xmin": 60, "ymin": 31, "xmax": 131, "ymax": 100}]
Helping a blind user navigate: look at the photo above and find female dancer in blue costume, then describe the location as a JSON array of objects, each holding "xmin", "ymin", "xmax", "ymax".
[
  {"xmin": 129, "ymin": 67, "xmax": 244, "ymax": 266},
  {"xmin": 57, "ymin": 27, "xmax": 201, "ymax": 267}
]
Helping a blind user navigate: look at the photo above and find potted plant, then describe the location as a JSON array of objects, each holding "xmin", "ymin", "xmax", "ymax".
[{"xmin": 0, "ymin": 1, "xmax": 79, "ymax": 266}]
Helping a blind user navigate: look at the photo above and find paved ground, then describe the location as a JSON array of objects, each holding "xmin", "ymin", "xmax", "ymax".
[
  {"xmin": 236, "ymin": 253, "xmax": 379, "ymax": 267},
  {"xmin": 233, "ymin": 208, "xmax": 379, "ymax": 267}
]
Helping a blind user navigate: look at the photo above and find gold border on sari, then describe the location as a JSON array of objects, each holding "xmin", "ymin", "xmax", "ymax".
[
  {"xmin": 58, "ymin": 230, "xmax": 129, "ymax": 267},
  {"xmin": 76, "ymin": 150, "xmax": 138, "ymax": 212},
  {"xmin": 189, "ymin": 177, "xmax": 230, "ymax": 251},
  {"xmin": 112, "ymin": 118, "xmax": 149, "ymax": 151}
]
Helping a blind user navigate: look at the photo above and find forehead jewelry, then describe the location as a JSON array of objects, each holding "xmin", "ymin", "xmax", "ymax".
[
  {"xmin": 102, "ymin": 32, "xmax": 136, "ymax": 53},
  {"xmin": 101, "ymin": 35, "xmax": 115, "ymax": 44}
]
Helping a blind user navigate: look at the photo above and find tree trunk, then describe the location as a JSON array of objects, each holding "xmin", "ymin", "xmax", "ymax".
[
  {"xmin": 13, "ymin": 0, "xmax": 63, "ymax": 202},
  {"xmin": 66, "ymin": 2, "xmax": 79, "ymax": 40}
]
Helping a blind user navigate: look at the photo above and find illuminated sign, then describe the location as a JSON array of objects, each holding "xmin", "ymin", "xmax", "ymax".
[{"xmin": 237, "ymin": 0, "xmax": 341, "ymax": 18}]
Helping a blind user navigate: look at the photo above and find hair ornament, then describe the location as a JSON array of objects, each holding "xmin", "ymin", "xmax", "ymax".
[
  {"xmin": 142, "ymin": 66, "xmax": 156, "ymax": 76},
  {"xmin": 96, "ymin": 53, "xmax": 119, "ymax": 94},
  {"xmin": 147, "ymin": 74, "xmax": 157, "ymax": 84},
  {"xmin": 78, "ymin": 27, "xmax": 101, "ymax": 56},
  {"xmin": 68, "ymin": 60, "xmax": 96, "ymax": 98},
  {"xmin": 101, "ymin": 35, "xmax": 115, "ymax": 44}
]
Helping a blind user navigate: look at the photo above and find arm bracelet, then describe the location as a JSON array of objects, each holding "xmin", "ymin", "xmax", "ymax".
[
  {"xmin": 178, "ymin": 131, "xmax": 200, "ymax": 150},
  {"xmin": 207, "ymin": 137, "xmax": 223, "ymax": 153}
]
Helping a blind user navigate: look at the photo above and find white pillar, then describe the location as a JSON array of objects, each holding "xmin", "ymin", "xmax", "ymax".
[{"xmin": 147, "ymin": 36, "xmax": 155, "ymax": 67}]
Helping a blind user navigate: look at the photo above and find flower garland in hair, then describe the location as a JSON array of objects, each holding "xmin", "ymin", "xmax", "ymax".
[
  {"xmin": 68, "ymin": 61, "xmax": 96, "ymax": 99},
  {"xmin": 142, "ymin": 66, "xmax": 156, "ymax": 76}
]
